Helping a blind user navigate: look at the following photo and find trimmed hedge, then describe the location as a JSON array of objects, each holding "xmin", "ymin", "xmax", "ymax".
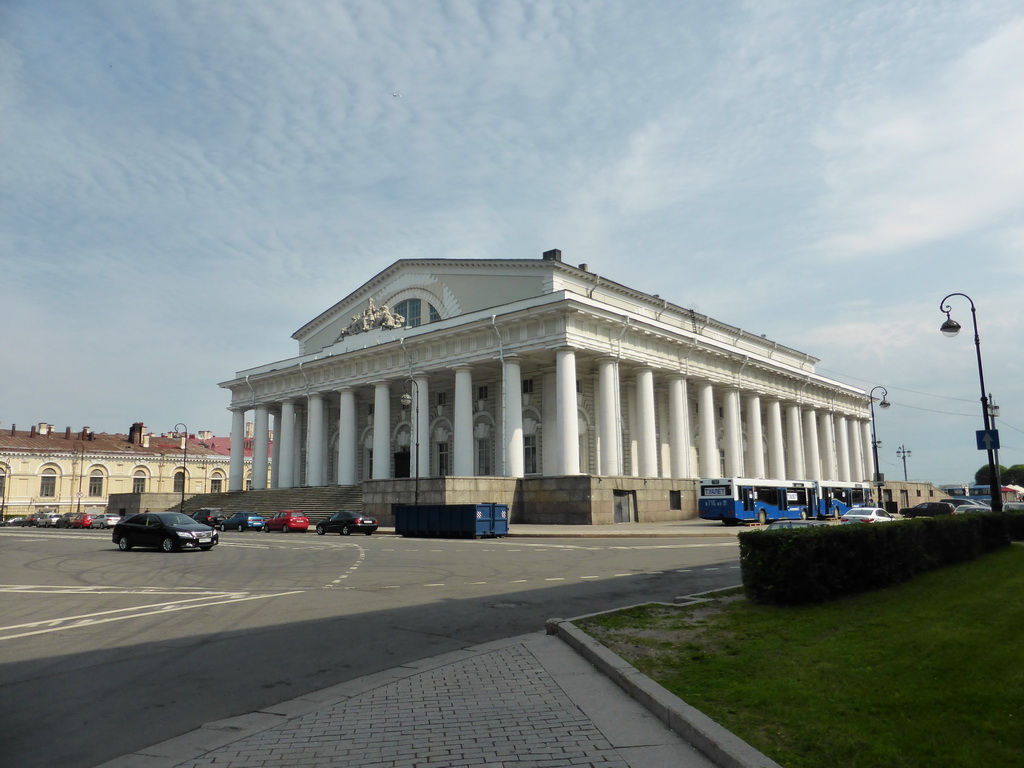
[{"xmin": 739, "ymin": 512, "xmax": 1024, "ymax": 605}]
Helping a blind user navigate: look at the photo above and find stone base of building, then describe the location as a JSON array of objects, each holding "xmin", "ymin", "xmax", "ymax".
[{"xmin": 362, "ymin": 476, "xmax": 700, "ymax": 525}]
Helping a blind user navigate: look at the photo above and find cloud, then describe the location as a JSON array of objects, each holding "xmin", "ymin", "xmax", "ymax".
[{"xmin": 813, "ymin": 16, "xmax": 1024, "ymax": 259}]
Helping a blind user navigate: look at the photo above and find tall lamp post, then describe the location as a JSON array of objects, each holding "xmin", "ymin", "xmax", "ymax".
[
  {"xmin": 399, "ymin": 380, "xmax": 420, "ymax": 505},
  {"xmin": 896, "ymin": 445, "xmax": 912, "ymax": 482},
  {"xmin": 869, "ymin": 386, "xmax": 891, "ymax": 508},
  {"xmin": 175, "ymin": 422, "xmax": 188, "ymax": 513},
  {"xmin": 939, "ymin": 293, "xmax": 1002, "ymax": 512}
]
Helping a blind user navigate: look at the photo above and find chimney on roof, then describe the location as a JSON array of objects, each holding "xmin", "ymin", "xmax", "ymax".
[
  {"xmin": 30, "ymin": 425, "xmax": 37, "ymax": 437},
  {"xmin": 65, "ymin": 427, "xmax": 71, "ymax": 439},
  {"xmin": 579, "ymin": 263, "xmax": 589, "ymax": 272},
  {"xmin": 542, "ymin": 248, "xmax": 562, "ymax": 262},
  {"xmin": 9, "ymin": 425, "xmax": 14, "ymax": 436},
  {"xmin": 80, "ymin": 427, "xmax": 93, "ymax": 441},
  {"xmin": 129, "ymin": 422, "xmax": 145, "ymax": 445},
  {"xmin": 38, "ymin": 423, "xmax": 51, "ymax": 436}
]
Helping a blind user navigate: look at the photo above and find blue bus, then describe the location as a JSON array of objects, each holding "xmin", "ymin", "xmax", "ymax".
[
  {"xmin": 815, "ymin": 481, "xmax": 871, "ymax": 519},
  {"xmin": 698, "ymin": 478, "xmax": 817, "ymax": 526}
]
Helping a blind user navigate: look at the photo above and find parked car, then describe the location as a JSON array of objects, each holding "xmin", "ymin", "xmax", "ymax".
[
  {"xmin": 2, "ymin": 517, "xmax": 29, "ymax": 527},
  {"xmin": 899, "ymin": 501, "xmax": 956, "ymax": 518},
  {"xmin": 30, "ymin": 511, "xmax": 62, "ymax": 527},
  {"xmin": 1003, "ymin": 502, "xmax": 1024, "ymax": 512},
  {"xmin": 763, "ymin": 519, "xmax": 829, "ymax": 531},
  {"xmin": 219, "ymin": 511, "xmax": 266, "ymax": 532},
  {"xmin": 942, "ymin": 497, "xmax": 991, "ymax": 511},
  {"xmin": 840, "ymin": 507, "xmax": 897, "ymax": 524},
  {"xmin": 70, "ymin": 512, "xmax": 97, "ymax": 529},
  {"xmin": 55, "ymin": 512, "xmax": 77, "ymax": 528},
  {"xmin": 112, "ymin": 512, "xmax": 218, "ymax": 552},
  {"xmin": 315, "ymin": 511, "xmax": 379, "ymax": 536},
  {"xmin": 190, "ymin": 508, "xmax": 225, "ymax": 527},
  {"xmin": 264, "ymin": 510, "xmax": 309, "ymax": 533},
  {"xmin": 89, "ymin": 512, "xmax": 122, "ymax": 529}
]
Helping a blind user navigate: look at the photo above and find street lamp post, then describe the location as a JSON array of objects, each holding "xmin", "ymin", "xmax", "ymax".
[
  {"xmin": 175, "ymin": 423, "xmax": 188, "ymax": 513},
  {"xmin": 896, "ymin": 445, "xmax": 912, "ymax": 482},
  {"xmin": 938, "ymin": 293, "xmax": 1002, "ymax": 512},
  {"xmin": 869, "ymin": 386, "xmax": 891, "ymax": 508},
  {"xmin": 399, "ymin": 380, "xmax": 420, "ymax": 505}
]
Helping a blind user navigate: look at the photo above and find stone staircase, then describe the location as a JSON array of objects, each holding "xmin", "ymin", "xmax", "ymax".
[{"xmin": 169, "ymin": 486, "xmax": 364, "ymax": 524}]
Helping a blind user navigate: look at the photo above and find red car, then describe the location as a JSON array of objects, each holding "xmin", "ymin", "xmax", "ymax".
[
  {"xmin": 264, "ymin": 510, "xmax": 309, "ymax": 533},
  {"xmin": 71, "ymin": 512, "xmax": 96, "ymax": 529}
]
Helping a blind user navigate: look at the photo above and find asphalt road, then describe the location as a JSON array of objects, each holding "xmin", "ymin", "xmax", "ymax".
[{"xmin": 0, "ymin": 526, "xmax": 741, "ymax": 768}]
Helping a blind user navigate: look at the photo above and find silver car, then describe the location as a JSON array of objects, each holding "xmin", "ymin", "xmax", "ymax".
[{"xmin": 89, "ymin": 513, "xmax": 122, "ymax": 529}]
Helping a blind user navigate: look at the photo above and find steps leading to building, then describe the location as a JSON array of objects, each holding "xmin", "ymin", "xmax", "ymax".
[{"xmin": 168, "ymin": 486, "xmax": 364, "ymax": 524}]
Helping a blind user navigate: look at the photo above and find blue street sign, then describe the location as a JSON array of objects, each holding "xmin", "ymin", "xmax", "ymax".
[{"xmin": 976, "ymin": 429, "xmax": 1000, "ymax": 451}]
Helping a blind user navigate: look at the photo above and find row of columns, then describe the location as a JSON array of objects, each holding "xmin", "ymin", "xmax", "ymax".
[{"xmin": 228, "ymin": 351, "xmax": 874, "ymax": 491}]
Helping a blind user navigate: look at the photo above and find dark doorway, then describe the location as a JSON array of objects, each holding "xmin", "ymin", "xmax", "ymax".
[{"xmin": 394, "ymin": 451, "xmax": 411, "ymax": 478}]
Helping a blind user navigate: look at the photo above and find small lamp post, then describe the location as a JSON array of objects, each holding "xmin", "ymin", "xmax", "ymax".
[
  {"xmin": 938, "ymin": 293, "xmax": 1002, "ymax": 511},
  {"xmin": 73, "ymin": 440, "xmax": 85, "ymax": 517},
  {"xmin": 869, "ymin": 386, "xmax": 891, "ymax": 508},
  {"xmin": 399, "ymin": 380, "xmax": 420, "ymax": 505},
  {"xmin": 175, "ymin": 422, "xmax": 188, "ymax": 513},
  {"xmin": 896, "ymin": 445, "xmax": 912, "ymax": 482}
]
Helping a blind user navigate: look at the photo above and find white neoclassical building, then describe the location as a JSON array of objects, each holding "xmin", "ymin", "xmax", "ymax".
[{"xmin": 219, "ymin": 251, "xmax": 876, "ymax": 523}]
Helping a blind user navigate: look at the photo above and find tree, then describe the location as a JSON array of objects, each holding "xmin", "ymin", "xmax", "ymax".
[
  {"xmin": 1001, "ymin": 465, "xmax": 1024, "ymax": 486},
  {"xmin": 974, "ymin": 464, "xmax": 1008, "ymax": 486}
]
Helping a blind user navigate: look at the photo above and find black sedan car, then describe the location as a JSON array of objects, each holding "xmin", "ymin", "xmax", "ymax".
[
  {"xmin": 112, "ymin": 512, "xmax": 218, "ymax": 552},
  {"xmin": 315, "ymin": 511, "xmax": 379, "ymax": 536}
]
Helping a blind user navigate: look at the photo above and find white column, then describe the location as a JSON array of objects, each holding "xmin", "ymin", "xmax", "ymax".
[
  {"xmin": 803, "ymin": 408, "xmax": 821, "ymax": 481},
  {"xmin": 668, "ymin": 376, "xmax": 690, "ymax": 478},
  {"xmin": 697, "ymin": 383, "xmax": 718, "ymax": 478},
  {"xmin": 849, "ymin": 418, "xmax": 865, "ymax": 483},
  {"xmin": 862, "ymin": 420, "xmax": 875, "ymax": 483},
  {"xmin": 766, "ymin": 399, "xmax": 785, "ymax": 479},
  {"xmin": 252, "ymin": 405, "xmax": 270, "ymax": 490},
  {"xmin": 277, "ymin": 400, "xmax": 295, "ymax": 488},
  {"xmin": 291, "ymin": 406, "xmax": 304, "ymax": 486},
  {"xmin": 835, "ymin": 415, "xmax": 850, "ymax": 482},
  {"xmin": 626, "ymin": 382, "xmax": 638, "ymax": 475},
  {"xmin": 228, "ymin": 408, "xmax": 246, "ymax": 491},
  {"xmin": 818, "ymin": 411, "xmax": 836, "ymax": 481},
  {"xmin": 723, "ymin": 388, "xmax": 743, "ymax": 478},
  {"xmin": 337, "ymin": 389, "xmax": 357, "ymax": 485},
  {"xmin": 541, "ymin": 370, "xmax": 557, "ymax": 476},
  {"xmin": 635, "ymin": 367, "xmax": 658, "ymax": 477},
  {"xmin": 306, "ymin": 393, "xmax": 325, "ymax": 486},
  {"xmin": 597, "ymin": 358, "xmax": 621, "ymax": 475},
  {"xmin": 746, "ymin": 394, "xmax": 765, "ymax": 479},
  {"xmin": 454, "ymin": 366, "xmax": 474, "ymax": 476},
  {"xmin": 414, "ymin": 376, "xmax": 430, "ymax": 479},
  {"xmin": 270, "ymin": 409, "xmax": 281, "ymax": 489},
  {"xmin": 372, "ymin": 382, "xmax": 391, "ymax": 480},
  {"xmin": 556, "ymin": 349, "xmax": 580, "ymax": 475},
  {"xmin": 503, "ymin": 357, "xmax": 524, "ymax": 478},
  {"xmin": 786, "ymin": 404, "xmax": 804, "ymax": 480}
]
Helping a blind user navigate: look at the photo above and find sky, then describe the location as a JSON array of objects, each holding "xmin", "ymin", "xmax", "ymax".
[{"xmin": 2, "ymin": 1, "xmax": 1023, "ymax": 485}]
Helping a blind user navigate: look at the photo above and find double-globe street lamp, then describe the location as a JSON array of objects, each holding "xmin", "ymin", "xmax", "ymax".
[
  {"xmin": 869, "ymin": 385, "xmax": 891, "ymax": 508},
  {"xmin": 938, "ymin": 293, "xmax": 1003, "ymax": 511}
]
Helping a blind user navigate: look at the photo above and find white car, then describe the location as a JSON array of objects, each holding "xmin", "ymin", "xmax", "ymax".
[{"xmin": 840, "ymin": 507, "xmax": 897, "ymax": 524}]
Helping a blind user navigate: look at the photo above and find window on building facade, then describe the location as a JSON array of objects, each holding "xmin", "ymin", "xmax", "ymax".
[
  {"xmin": 437, "ymin": 441, "xmax": 450, "ymax": 476},
  {"xmin": 40, "ymin": 469, "xmax": 57, "ymax": 497},
  {"xmin": 522, "ymin": 379, "xmax": 534, "ymax": 394},
  {"xmin": 88, "ymin": 470, "xmax": 104, "ymax": 497},
  {"xmin": 132, "ymin": 473, "xmax": 147, "ymax": 494},
  {"xmin": 174, "ymin": 471, "xmax": 185, "ymax": 494},
  {"xmin": 436, "ymin": 391, "xmax": 447, "ymax": 406},
  {"xmin": 394, "ymin": 299, "xmax": 441, "ymax": 328},
  {"xmin": 211, "ymin": 477, "xmax": 223, "ymax": 493},
  {"xmin": 524, "ymin": 435, "xmax": 538, "ymax": 474},
  {"xmin": 476, "ymin": 438, "xmax": 492, "ymax": 476},
  {"xmin": 477, "ymin": 385, "xmax": 488, "ymax": 401}
]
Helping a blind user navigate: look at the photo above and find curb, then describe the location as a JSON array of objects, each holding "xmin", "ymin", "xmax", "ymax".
[{"xmin": 545, "ymin": 617, "xmax": 782, "ymax": 768}]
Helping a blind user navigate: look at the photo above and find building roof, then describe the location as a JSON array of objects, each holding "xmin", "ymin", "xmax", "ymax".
[{"xmin": 0, "ymin": 424, "xmax": 248, "ymax": 458}]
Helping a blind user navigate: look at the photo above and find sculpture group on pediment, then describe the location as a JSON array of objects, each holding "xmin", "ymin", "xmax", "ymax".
[{"xmin": 336, "ymin": 297, "xmax": 406, "ymax": 340}]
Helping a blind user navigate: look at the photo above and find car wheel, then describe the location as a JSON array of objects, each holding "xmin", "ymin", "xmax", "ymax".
[
  {"xmin": 219, "ymin": 524, "xmax": 226, "ymax": 531},
  {"xmin": 282, "ymin": 524, "xmax": 290, "ymax": 533},
  {"xmin": 341, "ymin": 524, "xmax": 350, "ymax": 535},
  {"xmin": 117, "ymin": 536, "xmax": 131, "ymax": 551},
  {"xmin": 316, "ymin": 524, "xmax": 325, "ymax": 535},
  {"xmin": 757, "ymin": 510, "xmax": 767, "ymax": 526},
  {"xmin": 199, "ymin": 545, "xmax": 213, "ymax": 551},
  {"xmin": 161, "ymin": 537, "xmax": 176, "ymax": 553},
  {"xmin": 364, "ymin": 531, "xmax": 373, "ymax": 536}
]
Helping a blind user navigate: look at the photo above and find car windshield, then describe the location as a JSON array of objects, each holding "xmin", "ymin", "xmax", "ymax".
[{"xmin": 157, "ymin": 513, "xmax": 197, "ymax": 525}]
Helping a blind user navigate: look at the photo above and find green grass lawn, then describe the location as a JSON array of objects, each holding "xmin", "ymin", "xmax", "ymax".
[{"xmin": 576, "ymin": 544, "xmax": 1024, "ymax": 768}]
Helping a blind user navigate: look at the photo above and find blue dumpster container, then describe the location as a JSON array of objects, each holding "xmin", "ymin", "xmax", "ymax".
[{"xmin": 395, "ymin": 504, "xmax": 509, "ymax": 538}]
